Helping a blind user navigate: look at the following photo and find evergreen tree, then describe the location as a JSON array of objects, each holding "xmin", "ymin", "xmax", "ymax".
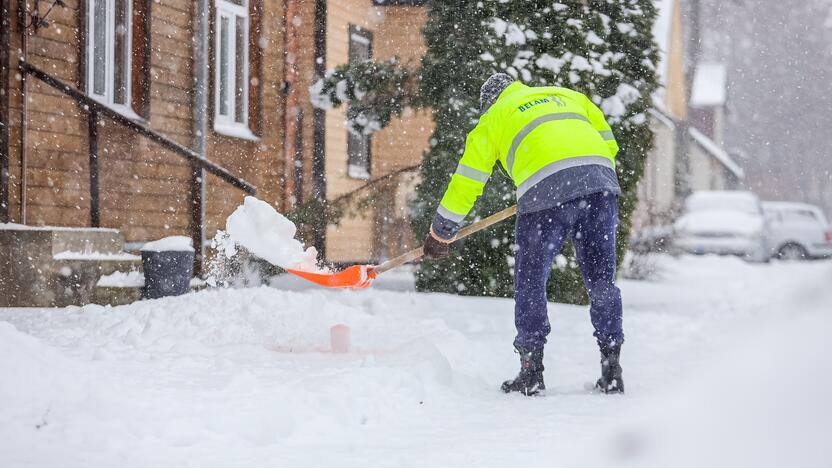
[
  {"xmin": 413, "ymin": 0, "xmax": 658, "ymax": 301},
  {"xmin": 313, "ymin": 0, "xmax": 659, "ymax": 303}
]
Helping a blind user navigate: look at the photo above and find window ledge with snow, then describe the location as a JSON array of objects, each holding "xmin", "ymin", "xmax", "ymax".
[
  {"xmin": 88, "ymin": 97, "xmax": 146, "ymax": 124},
  {"xmin": 347, "ymin": 164, "xmax": 371, "ymax": 180},
  {"xmin": 214, "ymin": 123, "xmax": 260, "ymax": 142}
]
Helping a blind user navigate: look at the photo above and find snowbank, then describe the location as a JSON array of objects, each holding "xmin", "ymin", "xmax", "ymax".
[
  {"xmin": 0, "ymin": 287, "xmax": 468, "ymax": 466},
  {"xmin": 587, "ymin": 267, "xmax": 832, "ymax": 468},
  {"xmin": 0, "ymin": 322, "xmax": 89, "ymax": 453},
  {"xmin": 220, "ymin": 196, "xmax": 322, "ymax": 272},
  {"xmin": 0, "ymin": 322, "xmax": 79, "ymax": 402},
  {"xmin": 1, "ymin": 255, "xmax": 829, "ymax": 467}
]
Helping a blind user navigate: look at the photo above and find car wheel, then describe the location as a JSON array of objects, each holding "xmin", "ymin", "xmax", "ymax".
[{"xmin": 777, "ymin": 243, "xmax": 808, "ymax": 261}]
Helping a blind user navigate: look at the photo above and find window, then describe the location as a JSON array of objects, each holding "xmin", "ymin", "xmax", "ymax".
[
  {"xmin": 214, "ymin": 0, "xmax": 253, "ymax": 138},
  {"xmin": 347, "ymin": 25, "xmax": 373, "ymax": 180},
  {"xmin": 86, "ymin": 0, "xmax": 134, "ymax": 114},
  {"xmin": 781, "ymin": 209, "xmax": 820, "ymax": 226}
]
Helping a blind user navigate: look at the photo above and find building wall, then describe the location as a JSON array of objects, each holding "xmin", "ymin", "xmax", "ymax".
[
  {"xmin": 280, "ymin": 0, "xmax": 316, "ymax": 210},
  {"xmin": 633, "ymin": 118, "xmax": 677, "ymax": 230},
  {"xmin": 636, "ymin": 119, "xmax": 735, "ymax": 231},
  {"xmin": 204, "ymin": 0, "xmax": 287, "ymax": 239},
  {"xmin": 635, "ymin": 0, "xmax": 736, "ymax": 231},
  {"xmin": 323, "ymin": 1, "xmax": 430, "ymax": 263},
  {"xmin": 689, "ymin": 143, "xmax": 727, "ymax": 192},
  {"xmin": 4, "ymin": 0, "xmax": 431, "ymax": 264},
  {"xmin": 6, "ymin": 0, "xmax": 90, "ymax": 229},
  {"xmin": 4, "ymin": 0, "xmax": 286, "ymax": 246},
  {"xmin": 634, "ymin": 0, "xmax": 687, "ymax": 231},
  {"xmin": 664, "ymin": 0, "xmax": 687, "ymax": 119},
  {"xmin": 371, "ymin": 6, "xmax": 432, "ymax": 260},
  {"xmin": 322, "ymin": 0, "xmax": 383, "ymax": 262}
]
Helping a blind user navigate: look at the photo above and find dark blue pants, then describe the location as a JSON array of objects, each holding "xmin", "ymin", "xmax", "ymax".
[{"xmin": 513, "ymin": 192, "xmax": 623, "ymax": 351}]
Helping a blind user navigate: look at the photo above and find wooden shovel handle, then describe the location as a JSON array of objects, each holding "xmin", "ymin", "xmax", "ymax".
[{"xmin": 373, "ymin": 205, "xmax": 517, "ymax": 275}]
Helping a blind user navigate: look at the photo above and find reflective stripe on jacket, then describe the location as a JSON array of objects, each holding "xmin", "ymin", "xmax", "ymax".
[{"xmin": 435, "ymin": 82, "xmax": 619, "ymax": 231}]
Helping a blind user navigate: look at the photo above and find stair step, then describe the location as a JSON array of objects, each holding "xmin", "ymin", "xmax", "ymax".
[
  {"xmin": 0, "ymin": 223, "xmax": 125, "ymax": 255},
  {"xmin": 50, "ymin": 227, "xmax": 125, "ymax": 255},
  {"xmin": 0, "ymin": 224, "xmax": 138, "ymax": 307}
]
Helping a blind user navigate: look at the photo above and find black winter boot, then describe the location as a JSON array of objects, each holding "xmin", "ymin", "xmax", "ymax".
[
  {"xmin": 501, "ymin": 347, "xmax": 545, "ymax": 396},
  {"xmin": 595, "ymin": 344, "xmax": 624, "ymax": 394}
]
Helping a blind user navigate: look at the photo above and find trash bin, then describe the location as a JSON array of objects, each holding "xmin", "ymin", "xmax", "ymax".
[{"xmin": 140, "ymin": 236, "xmax": 195, "ymax": 299}]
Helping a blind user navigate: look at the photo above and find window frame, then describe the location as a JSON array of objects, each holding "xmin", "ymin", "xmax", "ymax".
[
  {"xmin": 213, "ymin": 0, "xmax": 257, "ymax": 140},
  {"xmin": 85, "ymin": 0, "xmax": 139, "ymax": 118},
  {"xmin": 346, "ymin": 24, "xmax": 373, "ymax": 180}
]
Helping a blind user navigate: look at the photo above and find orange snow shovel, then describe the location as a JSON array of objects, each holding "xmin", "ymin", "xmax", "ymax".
[{"xmin": 286, "ymin": 204, "xmax": 518, "ymax": 289}]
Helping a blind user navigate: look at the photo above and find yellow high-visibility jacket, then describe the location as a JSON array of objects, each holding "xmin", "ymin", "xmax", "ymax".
[{"xmin": 435, "ymin": 82, "xmax": 619, "ymax": 234}]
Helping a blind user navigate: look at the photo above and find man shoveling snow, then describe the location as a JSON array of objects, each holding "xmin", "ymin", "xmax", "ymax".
[{"xmin": 422, "ymin": 73, "xmax": 624, "ymax": 396}]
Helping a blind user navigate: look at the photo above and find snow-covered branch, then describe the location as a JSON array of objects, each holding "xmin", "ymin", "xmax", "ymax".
[{"xmin": 310, "ymin": 59, "xmax": 422, "ymax": 136}]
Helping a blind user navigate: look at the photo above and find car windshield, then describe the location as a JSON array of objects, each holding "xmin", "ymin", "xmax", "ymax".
[{"xmin": 686, "ymin": 192, "xmax": 760, "ymax": 214}]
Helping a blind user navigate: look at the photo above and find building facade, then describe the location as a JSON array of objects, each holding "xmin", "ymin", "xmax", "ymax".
[
  {"xmin": 633, "ymin": 0, "xmax": 744, "ymax": 231},
  {"xmin": 0, "ymin": 0, "xmax": 431, "ymax": 270},
  {"xmin": 317, "ymin": 1, "xmax": 431, "ymax": 263}
]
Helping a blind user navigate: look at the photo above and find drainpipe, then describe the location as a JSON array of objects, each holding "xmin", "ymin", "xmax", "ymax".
[
  {"xmin": 312, "ymin": 0, "xmax": 326, "ymax": 255},
  {"xmin": 17, "ymin": 0, "xmax": 28, "ymax": 224},
  {"xmin": 0, "ymin": 0, "xmax": 10, "ymax": 222},
  {"xmin": 281, "ymin": 0, "xmax": 299, "ymax": 209},
  {"xmin": 191, "ymin": 0, "xmax": 209, "ymax": 276}
]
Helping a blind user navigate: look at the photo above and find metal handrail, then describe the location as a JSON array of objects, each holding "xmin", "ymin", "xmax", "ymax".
[{"xmin": 19, "ymin": 60, "xmax": 257, "ymax": 195}]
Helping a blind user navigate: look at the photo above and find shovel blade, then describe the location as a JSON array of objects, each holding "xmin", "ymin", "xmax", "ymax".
[{"xmin": 286, "ymin": 264, "xmax": 377, "ymax": 289}]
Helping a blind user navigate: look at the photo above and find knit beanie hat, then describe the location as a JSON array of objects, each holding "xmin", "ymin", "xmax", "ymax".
[{"xmin": 480, "ymin": 73, "xmax": 515, "ymax": 113}]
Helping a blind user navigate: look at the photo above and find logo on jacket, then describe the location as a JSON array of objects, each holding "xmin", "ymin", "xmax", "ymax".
[{"xmin": 518, "ymin": 96, "xmax": 566, "ymax": 112}]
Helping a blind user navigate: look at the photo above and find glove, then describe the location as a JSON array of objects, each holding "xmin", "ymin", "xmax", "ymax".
[{"xmin": 423, "ymin": 231, "xmax": 451, "ymax": 259}]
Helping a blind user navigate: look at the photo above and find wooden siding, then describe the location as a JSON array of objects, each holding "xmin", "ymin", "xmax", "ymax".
[
  {"xmin": 4, "ymin": 0, "xmax": 429, "ymax": 263},
  {"xmin": 323, "ymin": 1, "xmax": 430, "ymax": 262},
  {"xmin": 4, "ymin": 0, "xmax": 286, "ymax": 246},
  {"xmin": 204, "ymin": 0, "xmax": 286, "ymax": 239}
]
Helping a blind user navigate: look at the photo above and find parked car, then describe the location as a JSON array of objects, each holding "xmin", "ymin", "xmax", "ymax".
[
  {"xmin": 762, "ymin": 202, "xmax": 832, "ymax": 260},
  {"xmin": 673, "ymin": 191, "xmax": 768, "ymax": 262}
]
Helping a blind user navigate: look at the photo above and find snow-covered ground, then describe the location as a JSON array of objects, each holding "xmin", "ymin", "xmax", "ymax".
[{"xmin": 1, "ymin": 255, "xmax": 830, "ymax": 468}]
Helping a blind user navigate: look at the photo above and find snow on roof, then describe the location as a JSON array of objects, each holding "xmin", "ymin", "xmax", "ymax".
[
  {"xmin": 689, "ymin": 127, "xmax": 744, "ymax": 179},
  {"xmin": 691, "ymin": 62, "xmax": 727, "ymax": 107},
  {"xmin": 649, "ymin": 105, "xmax": 676, "ymax": 129},
  {"xmin": 649, "ymin": 104, "xmax": 743, "ymax": 179}
]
